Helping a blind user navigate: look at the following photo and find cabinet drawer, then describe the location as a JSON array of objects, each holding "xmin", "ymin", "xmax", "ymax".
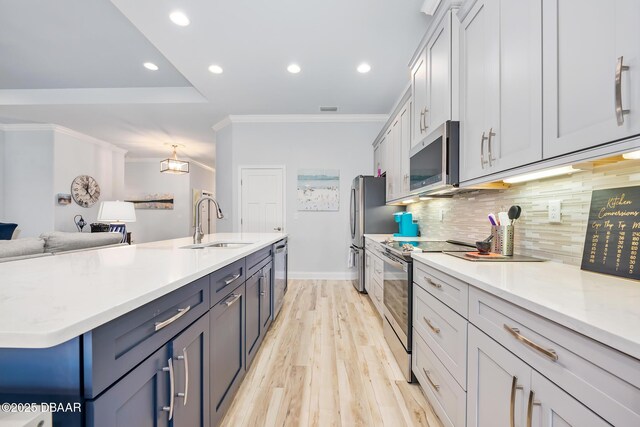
[
  {"xmin": 370, "ymin": 278, "xmax": 384, "ymax": 317},
  {"xmin": 365, "ymin": 239, "xmax": 375, "ymax": 251},
  {"xmin": 469, "ymin": 287, "xmax": 640, "ymax": 426},
  {"xmin": 372, "ymin": 256, "xmax": 384, "ymax": 285},
  {"xmin": 210, "ymin": 258, "xmax": 246, "ymax": 307},
  {"xmin": 246, "ymin": 246, "xmax": 273, "ymax": 276},
  {"xmin": 413, "ymin": 331, "xmax": 466, "ymax": 427},
  {"xmin": 413, "ymin": 261, "xmax": 468, "ymax": 318},
  {"xmin": 413, "ymin": 283, "xmax": 468, "ymax": 389},
  {"xmin": 83, "ymin": 276, "xmax": 209, "ymax": 399}
]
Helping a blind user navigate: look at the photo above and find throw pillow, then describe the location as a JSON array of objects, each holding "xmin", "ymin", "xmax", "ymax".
[{"xmin": 0, "ymin": 223, "xmax": 18, "ymax": 240}]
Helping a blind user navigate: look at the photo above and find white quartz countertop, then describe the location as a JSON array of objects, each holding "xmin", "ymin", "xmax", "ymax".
[
  {"xmin": 0, "ymin": 233, "xmax": 287, "ymax": 349},
  {"xmin": 411, "ymin": 253, "xmax": 640, "ymax": 360}
]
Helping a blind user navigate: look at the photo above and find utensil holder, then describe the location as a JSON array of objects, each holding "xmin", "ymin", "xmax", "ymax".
[{"xmin": 491, "ymin": 225, "xmax": 514, "ymax": 256}]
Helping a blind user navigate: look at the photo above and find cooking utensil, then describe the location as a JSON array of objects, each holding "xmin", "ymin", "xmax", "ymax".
[
  {"xmin": 488, "ymin": 213, "xmax": 498, "ymax": 226},
  {"xmin": 508, "ymin": 205, "xmax": 518, "ymax": 224},
  {"xmin": 475, "ymin": 240, "xmax": 492, "ymax": 254},
  {"xmin": 513, "ymin": 205, "xmax": 522, "ymax": 222},
  {"xmin": 497, "ymin": 211, "xmax": 510, "ymax": 226}
]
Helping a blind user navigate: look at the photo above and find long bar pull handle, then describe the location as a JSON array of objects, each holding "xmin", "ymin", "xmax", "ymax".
[
  {"xmin": 161, "ymin": 358, "xmax": 175, "ymax": 420},
  {"xmin": 480, "ymin": 132, "xmax": 488, "ymax": 169},
  {"xmin": 510, "ymin": 376, "xmax": 524, "ymax": 427},
  {"xmin": 176, "ymin": 348, "xmax": 189, "ymax": 406},
  {"xmin": 422, "ymin": 368, "xmax": 440, "ymax": 391},
  {"xmin": 224, "ymin": 293, "xmax": 241, "ymax": 307},
  {"xmin": 616, "ymin": 56, "xmax": 631, "ymax": 126},
  {"xmin": 526, "ymin": 390, "xmax": 541, "ymax": 427},
  {"xmin": 224, "ymin": 273, "xmax": 241, "ymax": 285},
  {"xmin": 155, "ymin": 306, "xmax": 191, "ymax": 331},
  {"xmin": 423, "ymin": 317, "xmax": 441, "ymax": 334},
  {"xmin": 424, "ymin": 277, "xmax": 442, "ymax": 289},
  {"xmin": 487, "ymin": 128, "xmax": 496, "ymax": 167},
  {"xmin": 504, "ymin": 324, "xmax": 559, "ymax": 361},
  {"xmin": 423, "ymin": 108, "xmax": 429, "ymax": 131},
  {"xmin": 259, "ymin": 276, "xmax": 265, "ymax": 297}
]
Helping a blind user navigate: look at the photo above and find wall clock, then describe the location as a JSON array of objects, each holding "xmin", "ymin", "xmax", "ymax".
[{"xmin": 71, "ymin": 175, "xmax": 101, "ymax": 208}]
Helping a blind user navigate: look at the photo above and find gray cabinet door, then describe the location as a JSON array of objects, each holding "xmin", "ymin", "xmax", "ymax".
[
  {"xmin": 260, "ymin": 261, "xmax": 273, "ymax": 331},
  {"xmin": 210, "ymin": 283, "xmax": 245, "ymax": 427},
  {"xmin": 245, "ymin": 271, "xmax": 262, "ymax": 368},
  {"xmin": 86, "ymin": 345, "xmax": 170, "ymax": 427},
  {"xmin": 171, "ymin": 313, "xmax": 210, "ymax": 427}
]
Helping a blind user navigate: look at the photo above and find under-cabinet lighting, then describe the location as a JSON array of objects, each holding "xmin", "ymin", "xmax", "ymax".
[
  {"xmin": 503, "ymin": 166, "xmax": 579, "ymax": 184},
  {"xmin": 402, "ymin": 199, "xmax": 416, "ymax": 204},
  {"xmin": 419, "ymin": 197, "xmax": 433, "ymax": 201},
  {"xmin": 169, "ymin": 11, "xmax": 190, "ymax": 26},
  {"xmin": 622, "ymin": 150, "xmax": 640, "ymax": 160}
]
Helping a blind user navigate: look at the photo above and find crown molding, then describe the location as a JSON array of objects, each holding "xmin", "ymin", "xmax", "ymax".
[
  {"xmin": 125, "ymin": 156, "xmax": 214, "ymax": 172},
  {"xmin": 0, "ymin": 123, "xmax": 128, "ymax": 154},
  {"xmin": 212, "ymin": 114, "xmax": 389, "ymax": 132}
]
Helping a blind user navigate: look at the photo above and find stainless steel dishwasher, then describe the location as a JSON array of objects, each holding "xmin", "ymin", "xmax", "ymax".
[{"xmin": 273, "ymin": 238, "xmax": 288, "ymax": 319}]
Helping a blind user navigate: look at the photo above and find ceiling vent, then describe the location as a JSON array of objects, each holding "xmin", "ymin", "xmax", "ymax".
[{"xmin": 319, "ymin": 106, "xmax": 338, "ymax": 112}]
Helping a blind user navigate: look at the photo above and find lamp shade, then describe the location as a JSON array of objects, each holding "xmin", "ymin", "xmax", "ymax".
[{"xmin": 97, "ymin": 201, "xmax": 136, "ymax": 223}]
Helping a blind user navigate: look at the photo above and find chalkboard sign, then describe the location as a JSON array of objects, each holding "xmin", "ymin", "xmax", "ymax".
[{"xmin": 581, "ymin": 186, "xmax": 640, "ymax": 280}]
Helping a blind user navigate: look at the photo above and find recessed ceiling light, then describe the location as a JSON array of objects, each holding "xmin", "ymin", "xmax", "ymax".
[
  {"xmin": 357, "ymin": 63, "xmax": 371, "ymax": 73},
  {"xmin": 208, "ymin": 65, "xmax": 223, "ymax": 74},
  {"xmin": 287, "ymin": 63, "xmax": 301, "ymax": 74},
  {"xmin": 169, "ymin": 11, "xmax": 190, "ymax": 26},
  {"xmin": 143, "ymin": 62, "xmax": 159, "ymax": 71}
]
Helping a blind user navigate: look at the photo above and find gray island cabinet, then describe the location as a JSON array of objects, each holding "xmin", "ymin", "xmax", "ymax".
[{"xmin": 0, "ymin": 239, "xmax": 284, "ymax": 427}]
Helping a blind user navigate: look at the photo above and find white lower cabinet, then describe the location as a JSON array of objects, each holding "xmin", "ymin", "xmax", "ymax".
[{"xmin": 364, "ymin": 239, "xmax": 385, "ymax": 318}]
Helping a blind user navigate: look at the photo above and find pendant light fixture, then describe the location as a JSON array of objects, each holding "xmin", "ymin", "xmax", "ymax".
[{"xmin": 160, "ymin": 145, "xmax": 189, "ymax": 174}]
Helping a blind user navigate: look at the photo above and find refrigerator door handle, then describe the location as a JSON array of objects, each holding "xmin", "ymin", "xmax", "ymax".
[{"xmin": 350, "ymin": 187, "xmax": 356, "ymax": 239}]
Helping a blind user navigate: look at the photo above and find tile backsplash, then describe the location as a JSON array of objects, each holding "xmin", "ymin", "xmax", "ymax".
[{"xmin": 407, "ymin": 160, "xmax": 640, "ymax": 265}]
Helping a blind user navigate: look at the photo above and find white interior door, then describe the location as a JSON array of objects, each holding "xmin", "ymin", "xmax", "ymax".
[{"xmin": 240, "ymin": 167, "xmax": 284, "ymax": 233}]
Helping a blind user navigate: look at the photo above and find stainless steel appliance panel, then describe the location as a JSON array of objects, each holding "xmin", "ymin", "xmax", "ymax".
[
  {"xmin": 273, "ymin": 239, "xmax": 288, "ymax": 319},
  {"xmin": 349, "ymin": 245, "xmax": 365, "ymax": 292},
  {"xmin": 381, "ymin": 251, "xmax": 412, "ymax": 350},
  {"xmin": 409, "ymin": 121, "xmax": 459, "ymax": 195}
]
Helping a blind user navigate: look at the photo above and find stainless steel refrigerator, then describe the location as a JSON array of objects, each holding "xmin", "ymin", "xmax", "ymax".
[{"xmin": 349, "ymin": 175, "xmax": 404, "ymax": 292}]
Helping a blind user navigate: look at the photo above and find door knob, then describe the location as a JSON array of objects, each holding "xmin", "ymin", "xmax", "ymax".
[{"xmin": 274, "ymin": 227, "xmax": 282, "ymax": 231}]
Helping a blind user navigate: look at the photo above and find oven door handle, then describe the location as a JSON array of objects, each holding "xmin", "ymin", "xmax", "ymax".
[{"xmin": 381, "ymin": 251, "xmax": 407, "ymax": 271}]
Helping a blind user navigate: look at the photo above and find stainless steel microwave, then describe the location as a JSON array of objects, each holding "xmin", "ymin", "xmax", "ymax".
[{"xmin": 409, "ymin": 120, "xmax": 459, "ymax": 195}]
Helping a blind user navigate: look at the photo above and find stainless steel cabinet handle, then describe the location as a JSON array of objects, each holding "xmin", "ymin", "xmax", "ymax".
[
  {"xmin": 487, "ymin": 128, "xmax": 496, "ymax": 166},
  {"xmin": 161, "ymin": 358, "xmax": 175, "ymax": 420},
  {"xmin": 526, "ymin": 390, "xmax": 541, "ymax": 427},
  {"xmin": 259, "ymin": 276, "xmax": 265, "ymax": 297},
  {"xmin": 423, "ymin": 316, "xmax": 441, "ymax": 334},
  {"xmin": 425, "ymin": 277, "xmax": 442, "ymax": 289},
  {"xmin": 223, "ymin": 293, "xmax": 241, "ymax": 307},
  {"xmin": 419, "ymin": 109, "xmax": 425, "ymax": 133},
  {"xmin": 155, "ymin": 306, "xmax": 191, "ymax": 332},
  {"xmin": 504, "ymin": 324, "xmax": 559, "ymax": 361},
  {"xmin": 480, "ymin": 132, "xmax": 488, "ymax": 169},
  {"xmin": 616, "ymin": 56, "xmax": 630, "ymax": 126},
  {"xmin": 510, "ymin": 376, "xmax": 524, "ymax": 427},
  {"xmin": 423, "ymin": 108, "xmax": 429, "ymax": 131},
  {"xmin": 224, "ymin": 273, "xmax": 241, "ymax": 285},
  {"xmin": 422, "ymin": 368, "xmax": 440, "ymax": 391},
  {"xmin": 176, "ymin": 348, "xmax": 189, "ymax": 406}
]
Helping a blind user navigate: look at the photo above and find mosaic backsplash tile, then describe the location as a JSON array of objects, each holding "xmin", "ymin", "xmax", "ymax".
[{"xmin": 407, "ymin": 160, "xmax": 640, "ymax": 265}]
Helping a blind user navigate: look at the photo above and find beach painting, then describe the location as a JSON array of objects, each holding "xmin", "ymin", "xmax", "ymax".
[
  {"xmin": 297, "ymin": 169, "xmax": 340, "ymax": 211},
  {"xmin": 126, "ymin": 193, "xmax": 174, "ymax": 210}
]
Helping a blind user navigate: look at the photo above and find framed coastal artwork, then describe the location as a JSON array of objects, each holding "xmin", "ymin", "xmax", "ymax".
[
  {"xmin": 297, "ymin": 169, "xmax": 340, "ymax": 211},
  {"xmin": 126, "ymin": 193, "xmax": 174, "ymax": 209}
]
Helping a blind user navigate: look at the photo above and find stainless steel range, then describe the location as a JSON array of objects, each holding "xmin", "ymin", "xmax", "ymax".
[{"xmin": 380, "ymin": 239, "xmax": 473, "ymax": 382}]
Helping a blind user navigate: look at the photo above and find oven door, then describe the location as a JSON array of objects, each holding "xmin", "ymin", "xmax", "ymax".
[{"xmin": 381, "ymin": 250, "xmax": 412, "ymax": 351}]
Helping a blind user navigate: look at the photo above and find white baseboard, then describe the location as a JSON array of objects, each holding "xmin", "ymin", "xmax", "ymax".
[{"xmin": 289, "ymin": 271, "xmax": 356, "ymax": 280}]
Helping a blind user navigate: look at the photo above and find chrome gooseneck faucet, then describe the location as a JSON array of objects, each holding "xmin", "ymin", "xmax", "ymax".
[{"xmin": 194, "ymin": 196, "xmax": 224, "ymax": 244}]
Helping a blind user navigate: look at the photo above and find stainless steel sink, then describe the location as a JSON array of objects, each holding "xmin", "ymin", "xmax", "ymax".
[{"xmin": 181, "ymin": 242, "xmax": 254, "ymax": 249}]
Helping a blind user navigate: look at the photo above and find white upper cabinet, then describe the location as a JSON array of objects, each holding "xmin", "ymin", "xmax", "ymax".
[
  {"xmin": 460, "ymin": 0, "xmax": 542, "ymax": 182},
  {"xmin": 543, "ymin": 0, "xmax": 640, "ymax": 159},
  {"xmin": 412, "ymin": 10, "xmax": 458, "ymax": 149},
  {"xmin": 399, "ymin": 100, "xmax": 411, "ymax": 195},
  {"xmin": 411, "ymin": 50, "xmax": 428, "ymax": 149},
  {"xmin": 385, "ymin": 126, "xmax": 395, "ymax": 201}
]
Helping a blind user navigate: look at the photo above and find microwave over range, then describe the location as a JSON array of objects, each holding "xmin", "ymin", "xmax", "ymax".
[{"xmin": 409, "ymin": 120, "xmax": 459, "ymax": 195}]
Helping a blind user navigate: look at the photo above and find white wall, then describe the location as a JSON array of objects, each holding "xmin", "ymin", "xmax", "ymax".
[
  {"xmin": 2, "ymin": 129, "xmax": 55, "ymax": 236},
  {"xmin": 215, "ymin": 126, "xmax": 234, "ymax": 232},
  {"xmin": 1, "ymin": 126, "xmax": 126, "ymax": 237},
  {"xmin": 216, "ymin": 121, "xmax": 381, "ymax": 278},
  {"xmin": 53, "ymin": 131, "xmax": 126, "ymax": 232},
  {"xmin": 124, "ymin": 160, "xmax": 214, "ymax": 243}
]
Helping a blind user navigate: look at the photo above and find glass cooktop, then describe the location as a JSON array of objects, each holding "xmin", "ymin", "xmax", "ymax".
[{"xmin": 385, "ymin": 240, "xmax": 475, "ymax": 255}]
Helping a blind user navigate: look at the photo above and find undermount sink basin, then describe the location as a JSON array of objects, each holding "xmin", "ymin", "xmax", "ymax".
[{"xmin": 181, "ymin": 242, "xmax": 254, "ymax": 249}]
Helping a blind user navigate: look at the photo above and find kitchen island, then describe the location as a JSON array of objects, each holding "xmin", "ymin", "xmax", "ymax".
[{"xmin": 0, "ymin": 232, "xmax": 287, "ymax": 427}]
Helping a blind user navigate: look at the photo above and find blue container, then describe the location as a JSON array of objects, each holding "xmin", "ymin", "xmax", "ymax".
[{"xmin": 393, "ymin": 212, "xmax": 419, "ymax": 237}]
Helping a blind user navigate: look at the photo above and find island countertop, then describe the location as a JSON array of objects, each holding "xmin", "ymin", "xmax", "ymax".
[{"xmin": 0, "ymin": 233, "xmax": 287, "ymax": 349}]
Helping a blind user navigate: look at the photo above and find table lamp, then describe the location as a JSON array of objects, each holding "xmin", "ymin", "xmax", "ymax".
[{"xmin": 97, "ymin": 201, "xmax": 136, "ymax": 243}]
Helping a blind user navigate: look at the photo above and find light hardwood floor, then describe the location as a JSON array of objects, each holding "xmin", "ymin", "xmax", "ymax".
[{"xmin": 221, "ymin": 279, "xmax": 443, "ymax": 427}]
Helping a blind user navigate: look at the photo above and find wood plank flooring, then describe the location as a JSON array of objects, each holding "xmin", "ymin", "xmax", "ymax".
[{"xmin": 221, "ymin": 279, "xmax": 443, "ymax": 427}]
